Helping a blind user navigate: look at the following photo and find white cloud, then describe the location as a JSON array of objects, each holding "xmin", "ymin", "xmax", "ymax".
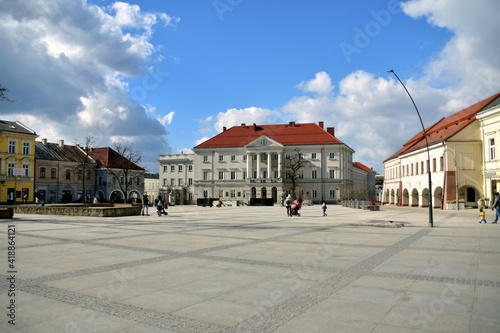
[
  {"xmin": 158, "ymin": 112, "xmax": 174, "ymax": 126},
  {"xmin": 0, "ymin": 0, "xmax": 178, "ymax": 172},
  {"xmin": 295, "ymin": 71, "xmax": 333, "ymax": 95},
  {"xmin": 212, "ymin": 107, "xmax": 281, "ymax": 132}
]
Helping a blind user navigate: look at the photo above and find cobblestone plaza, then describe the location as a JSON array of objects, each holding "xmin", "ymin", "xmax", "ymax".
[{"xmin": 1, "ymin": 204, "xmax": 500, "ymax": 332}]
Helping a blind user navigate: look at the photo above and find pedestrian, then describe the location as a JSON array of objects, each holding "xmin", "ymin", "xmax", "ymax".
[
  {"xmin": 322, "ymin": 202, "xmax": 327, "ymax": 216},
  {"xmin": 492, "ymin": 192, "xmax": 500, "ymax": 223},
  {"xmin": 285, "ymin": 194, "xmax": 292, "ymax": 216},
  {"xmin": 141, "ymin": 194, "xmax": 149, "ymax": 216},
  {"xmin": 479, "ymin": 208, "xmax": 487, "ymax": 223},
  {"xmin": 93, "ymin": 196, "xmax": 98, "ymax": 204},
  {"xmin": 155, "ymin": 194, "xmax": 164, "ymax": 216}
]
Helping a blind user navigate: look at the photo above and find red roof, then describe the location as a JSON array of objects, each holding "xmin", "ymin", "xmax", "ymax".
[
  {"xmin": 385, "ymin": 92, "xmax": 500, "ymax": 161},
  {"xmin": 353, "ymin": 161, "xmax": 374, "ymax": 172},
  {"xmin": 194, "ymin": 122, "xmax": 344, "ymax": 148},
  {"xmin": 89, "ymin": 147, "xmax": 144, "ymax": 170}
]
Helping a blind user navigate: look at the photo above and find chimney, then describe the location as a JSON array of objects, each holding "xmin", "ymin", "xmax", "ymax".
[
  {"xmin": 289, "ymin": 121, "xmax": 296, "ymax": 127},
  {"xmin": 253, "ymin": 123, "xmax": 257, "ymax": 131},
  {"xmin": 241, "ymin": 123, "xmax": 246, "ymax": 126},
  {"xmin": 42, "ymin": 138, "xmax": 47, "ymax": 145},
  {"xmin": 318, "ymin": 121, "xmax": 324, "ymax": 129},
  {"xmin": 327, "ymin": 127, "xmax": 335, "ymax": 136},
  {"xmin": 58, "ymin": 139, "xmax": 64, "ymax": 147},
  {"xmin": 223, "ymin": 126, "xmax": 227, "ymax": 132}
]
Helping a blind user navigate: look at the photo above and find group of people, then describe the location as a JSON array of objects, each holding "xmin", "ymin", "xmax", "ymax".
[
  {"xmin": 140, "ymin": 194, "xmax": 168, "ymax": 216},
  {"xmin": 284, "ymin": 194, "xmax": 329, "ymax": 217},
  {"xmin": 480, "ymin": 192, "xmax": 500, "ymax": 223}
]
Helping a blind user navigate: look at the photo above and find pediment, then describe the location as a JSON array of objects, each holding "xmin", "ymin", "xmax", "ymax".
[{"xmin": 246, "ymin": 135, "xmax": 282, "ymax": 149}]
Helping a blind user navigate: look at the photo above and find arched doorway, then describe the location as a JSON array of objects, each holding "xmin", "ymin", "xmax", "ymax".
[
  {"xmin": 261, "ymin": 187, "xmax": 267, "ymax": 198},
  {"xmin": 411, "ymin": 189, "xmax": 419, "ymax": 207},
  {"xmin": 110, "ymin": 190, "xmax": 124, "ymax": 203}
]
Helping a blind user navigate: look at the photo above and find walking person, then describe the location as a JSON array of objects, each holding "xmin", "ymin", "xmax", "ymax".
[
  {"xmin": 322, "ymin": 202, "xmax": 327, "ymax": 216},
  {"xmin": 141, "ymin": 194, "xmax": 149, "ymax": 216},
  {"xmin": 479, "ymin": 208, "xmax": 487, "ymax": 223},
  {"xmin": 492, "ymin": 193, "xmax": 500, "ymax": 223},
  {"xmin": 285, "ymin": 194, "xmax": 292, "ymax": 217},
  {"xmin": 155, "ymin": 194, "xmax": 164, "ymax": 216}
]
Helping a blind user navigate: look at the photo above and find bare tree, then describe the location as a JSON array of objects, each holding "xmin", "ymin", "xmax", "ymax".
[
  {"xmin": 105, "ymin": 143, "xmax": 144, "ymax": 203},
  {"xmin": 0, "ymin": 84, "xmax": 13, "ymax": 103},
  {"xmin": 74, "ymin": 135, "xmax": 96, "ymax": 204},
  {"xmin": 281, "ymin": 148, "xmax": 309, "ymax": 198}
]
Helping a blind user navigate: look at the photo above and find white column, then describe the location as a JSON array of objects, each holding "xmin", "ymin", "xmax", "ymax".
[
  {"xmin": 246, "ymin": 153, "xmax": 251, "ymax": 178},
  {"xmin": 257, "ymin": 153, "xmax": 261, "ymax": 178},
  {"xmin": 278, "ymin": 153, "xmax": 282, "ymax": 178},
  {"xmin": 267, "ymin": 153, "xmax": 271, "ymax": 179}
]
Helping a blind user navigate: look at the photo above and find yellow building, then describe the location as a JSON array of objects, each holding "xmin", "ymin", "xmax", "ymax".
[{"xmin": 0, "ymin": 120, "xmax": 38, "ymax": 204}]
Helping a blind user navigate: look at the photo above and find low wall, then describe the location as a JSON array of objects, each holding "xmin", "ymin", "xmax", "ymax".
[{"xmin": 11, "ymin": 204, "xmax": 141, "ymax": 217}]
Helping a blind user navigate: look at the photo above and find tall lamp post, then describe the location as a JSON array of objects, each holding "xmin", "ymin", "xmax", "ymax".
[{"xmin": 388, "ymin": 70, "xmax": 434, "ymax": 227}]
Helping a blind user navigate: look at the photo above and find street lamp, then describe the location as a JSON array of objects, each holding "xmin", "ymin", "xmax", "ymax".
[
  {"xmin": 388, "ymin": 70, "xmax": 434, "ymax": 227},
  {"xmin": 443, "ymin": 144, "xmax": 459, "ymax": 210}
]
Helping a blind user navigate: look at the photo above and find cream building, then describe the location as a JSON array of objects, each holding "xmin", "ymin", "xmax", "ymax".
[
  {"xmin": 477, "ymin": 103, "xmax": 500, "ymax": 202},
  {"xmin": 383, "ymin": 92, "xmax": 500, "ymax": 209},
  {"xmin": 192, "ymin": 121, "xmax": 356, "ymax": 205},
  {"xmin": 158, "ymin": 153, "xmax": 195, "ymax": 205}
]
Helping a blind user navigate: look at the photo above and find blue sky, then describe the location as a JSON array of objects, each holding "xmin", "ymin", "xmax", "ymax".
[{"xmin": 1, "ymin": 0, "xmax": 499, "ymax": 172}]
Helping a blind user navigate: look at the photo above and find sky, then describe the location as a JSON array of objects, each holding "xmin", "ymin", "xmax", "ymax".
[{"xmin": 1, "ymin": 0, "xmax": 499, "ymax": 173}]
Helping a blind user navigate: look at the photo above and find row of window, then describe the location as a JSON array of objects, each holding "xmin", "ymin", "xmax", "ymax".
[
  {"xmin": 201, "ymin": 152, "xmax": 337, "ymax": 163},
  {"xmin": 386, "ymin": 157, "xmax": 445, "ymax": 180},
  {"xmin": 201, "ymin": 189, "xmax": 339, "ymax": 200},
  {"xmin": 7, "ymin": 140, "xmax": 31, "ymax": 155},
  {"xmin": 163, "ymin": 164, "xmax": 193, "ymax": 173}
]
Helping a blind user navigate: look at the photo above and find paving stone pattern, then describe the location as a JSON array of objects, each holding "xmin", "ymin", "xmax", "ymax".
[{"xmin": 1, "ymin": 204, "xmax": 499, "ymax": 332}]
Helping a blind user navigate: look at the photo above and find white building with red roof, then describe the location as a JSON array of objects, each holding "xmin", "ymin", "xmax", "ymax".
[
  {"xmin": 191, "ymin": 121, "xmax": 358, "ymax": 205},
  {"xmin": 383, "ymin": 92, "xmax": 500, "ymax": 210}
]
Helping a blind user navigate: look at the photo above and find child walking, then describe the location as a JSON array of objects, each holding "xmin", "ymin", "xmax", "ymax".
[
  {"xmin": 479, "ymin": 208, "xmax": 487, "ymax": 223},
  {"xmin": 322, "ymin": 202, "xmax": 327, "ymax": 216}
]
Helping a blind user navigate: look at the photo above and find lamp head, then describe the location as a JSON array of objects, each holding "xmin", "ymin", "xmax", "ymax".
[{"xmin": 387, "ymin": 69, "xmax": 394, "ymax": 73}]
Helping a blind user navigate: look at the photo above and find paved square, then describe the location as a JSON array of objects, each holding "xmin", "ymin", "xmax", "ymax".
[{"xmin": 1, "ymin": 204, "xmax": 500, "ymax": 332}]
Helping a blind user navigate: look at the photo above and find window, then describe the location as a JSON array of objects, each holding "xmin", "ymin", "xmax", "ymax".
[
  {"xmin": 243, "ymin": 155, "xmax": 247, "ymax": 161},
  {"xmin": 312, "ymin": 190, "xmax": 318, "ymax": 198},
  {"xmin": 188, "ymin": 165, "xmax": 193, "ymax": 172},
  {"xmin": 489, "ymin": 138, "xmax": 496, "ymax": 160},
  {"xmin": 170, "ymin": 179, "xmax": 175, "ymax": 186},
  {"xmin": 329, "ymin": 190, "xmax": 335, "ymax": 198},
  {"xmin": 163, "ymin": 165, "xmax": 168, "ymax": 172},
  {"xmin": 299, "ymin": 170, "xmax": 304, "ymax": 179},
  {"xmin": 312, "ymin": 170, "xmax": 317, "ymax": 179},
  {"xmin": 411, "ymin": 164, "xmax": 414, "ymax": 176},
  {"xmin": 51, "ymin": 168, "xmax": 57, "ymax": 179},
  {"xmin": 178, "ymin": 178, "xmax": 182, "ymax": 186},
  {"xmin": 311, "ymin": 153, "xmax": 317, "ymax": 159},
  {"xmin": 22, "ymin": 164, "xmax": 29, "ymax": 176},
  {"xmin": 274, "ymin": 170, "xmax": 279, "ymax": 178},
  {"xmin": 432, "ymin": 158, "xmax": 436, "ymax": 172},
  {"xmin": 170, "ymin": 165, "xmax": 175, "ymax": 172},
  {"xmin": 329, "ymin": 170, "xmax": 335, "ymax": 179},
  {"xmin": 8, "ymin": 140, "xmax": 16, "ymax": 154},
  {"xmin": 40, "ymin": 167, "xmax": 46, "ymax": 178},
  {"xmin": 415, "ymin": 163, "xmax": 418, "ymax": 175},
  {"xmin": 219, "ymin": 171, "xmax": 224, "ymax": 180},
  {"xmin": 203, "ymin": 190, "xmax": 209, "ymax": 198},
  {"xmin": 231, "ymin": 190, "xmax": 236, "ymax": 198},
  {"xmin": 7, "ymin": 163, "xmax": 14, "ymax": 176},
  {"xmin": 263, "ymin": 170, "xmax": 267, "ymax": 178},
  {"xmin": 203, "ymin": 171, "xmax": 209, "ymax": 180},
  {"xmin": 23, "ymin": 142, "xmax": 30, "ymax": 155},
  {"xmin": 65, "ymin": 169, "xmax": 71, "ymax": 180},
  {"xmin": 243, "ymin": 171, "xmax": 247, "ymax": 179},
  {"xmin": 421, "ymin": 161, "xmax": 424, "ymax": 174},
  {"xmin": 163, "ymin": 179, "xmax": 167, "ymax": 186},
  {"xmin": 219, "ymin": 155, "xmax": 224, "ymax": 161},
  {"xmin": 98, "ymin": 176, "xmax": 103, "ymax": 185},
  {"xmin": 253, "ymin": 170, "xmax": 257, "ymax": 178},
  {"xmin": 219, "ymin": 190, "xmax": 224, "ymax": 197},
  {"xmin": 178, "ymin": 165, "xmax": 183, "ymax": 172},
  {"xmin": 231, "ymin": 155, "xmax": 236, "ymax": 161},
  {"xmin": 203, "ymin": 155, "xmax": 208, "ymax": 162},
  {"xmin": 329, "ymin": 152, "xmax": 335, "ymax": 159},
  {"xmin": 188, "ymin": 178, "xmax": 193, "ymax": 185},
  {"xmin": 440, "ymin": 156, "xmax": 444, "ymax": 171},
  {"xmin": 86, "ymin": 170, "xmax": 92, "ymax": 180},
  {"xmin": 230, "ymin": 171, "xmax": 236, "ymax": 180}
]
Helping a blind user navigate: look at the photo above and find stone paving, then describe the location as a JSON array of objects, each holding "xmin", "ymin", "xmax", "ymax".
[{"xmin": 1, "ymin": 204, "xmax": 500, "ymax": 332}]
